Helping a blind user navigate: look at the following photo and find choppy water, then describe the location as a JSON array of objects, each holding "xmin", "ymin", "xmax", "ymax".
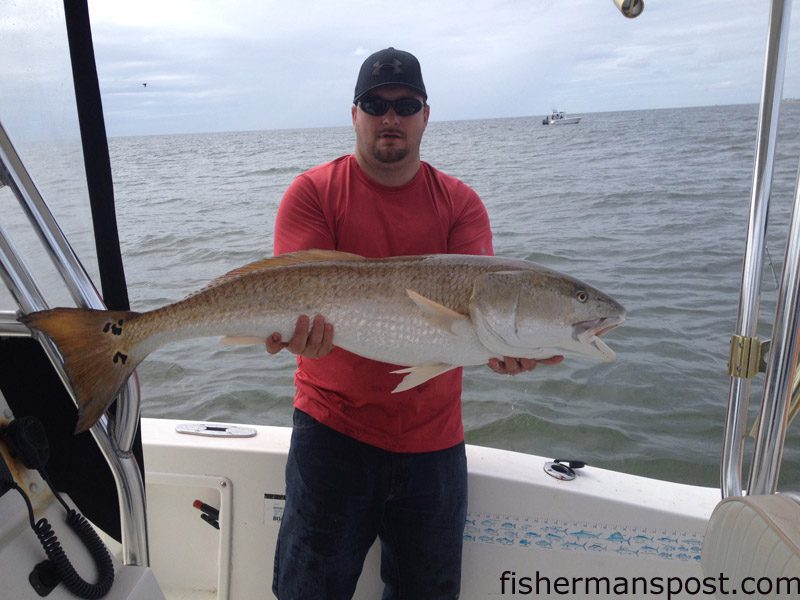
[{"xmin": 5, "ymin": 103, "xmax": 800, "ymax": 489}]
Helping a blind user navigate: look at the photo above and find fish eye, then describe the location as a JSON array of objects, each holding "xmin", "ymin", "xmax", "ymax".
[{"xmin": 576, "ymin": 290, "xmax": 589, "ymax": 303}]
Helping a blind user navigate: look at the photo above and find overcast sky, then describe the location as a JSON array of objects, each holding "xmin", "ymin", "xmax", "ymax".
[{"xmin": 4, "ymin": 1, "xmax": 799, "ymax": 137}]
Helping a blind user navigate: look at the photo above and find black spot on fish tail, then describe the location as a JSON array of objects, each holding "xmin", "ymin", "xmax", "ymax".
[
  {"xmin": 103, "ymin": 319, "xmax": 125, "ymax": 335},
  {"xmin": 19, "ymin": 307, "xmax": 143, "ymax": 432}
]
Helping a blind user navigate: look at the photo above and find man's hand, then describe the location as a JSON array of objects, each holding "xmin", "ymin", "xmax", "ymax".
[
  {"xmin": 266, "ymin": 315, "xmax": 334, "ymax": 359},
  {"xmin": 487, "ymin": 355, "xmax": 564, "ymax": 375}
]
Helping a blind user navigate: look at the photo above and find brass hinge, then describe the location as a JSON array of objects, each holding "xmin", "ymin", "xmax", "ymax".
[{"xmin": 728, "ymin": 335, "xmax": 769, "ymax": 379}]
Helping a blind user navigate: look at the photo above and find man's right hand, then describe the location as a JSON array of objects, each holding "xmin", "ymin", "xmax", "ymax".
[{"xmin": 266, "ymin": 314, "xmax": 334, "ymax": 359}]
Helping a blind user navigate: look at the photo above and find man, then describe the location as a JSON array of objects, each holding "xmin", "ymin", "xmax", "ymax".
[{"xmin": 269, "ymin": 48, "xmax": 562, "ymax": 599}]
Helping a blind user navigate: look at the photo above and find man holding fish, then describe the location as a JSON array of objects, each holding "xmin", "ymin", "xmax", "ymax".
[
  {"xmin": 19, "ymin": 46, "xmax": 623, "ymax": 600},
  {"xmin": 268, "ymin": 48, "xmax": 563, "ymax": 600}
]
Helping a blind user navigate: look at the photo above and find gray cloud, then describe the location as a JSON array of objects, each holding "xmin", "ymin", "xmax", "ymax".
[{"xmin": 4, "ymin": 1, "xmax": 796, "ymax": 137}]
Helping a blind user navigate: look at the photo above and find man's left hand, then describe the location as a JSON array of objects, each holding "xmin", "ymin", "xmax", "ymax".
[{"xmin": 487, "ymin": 355, "xmax": 564, "ymax": 375}]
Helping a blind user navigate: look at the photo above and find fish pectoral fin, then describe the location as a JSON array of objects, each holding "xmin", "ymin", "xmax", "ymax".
[
  {"xmin": 220, "ymin": 335, "xmax": 268, "ymax": 346},
  {"xmin": 405, "ymin": 289, "xmax": 471, "ymax": 335},
  {"xmin": 390, "ymin": 363, "xmax": 459, "ymax": 393}
]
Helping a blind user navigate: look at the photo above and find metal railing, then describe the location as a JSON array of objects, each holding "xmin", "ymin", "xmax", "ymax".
[
  {"xmin": 722, "ymin": 0, "xmax": 796, "ymax": 498},
  {"xmin": 0, "ymin": 120, "xmax": 148, "ymax": 565}
]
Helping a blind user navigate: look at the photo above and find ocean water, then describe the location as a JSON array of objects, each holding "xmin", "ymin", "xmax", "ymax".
[{"xmin": 5, "ymin": 103, "xmax": 800, "ymax": 489}]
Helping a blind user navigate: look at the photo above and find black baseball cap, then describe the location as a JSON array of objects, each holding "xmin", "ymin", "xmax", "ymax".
[{"xmin": 353, "ymin": 48, "xmax": 427, "ymax": 103}]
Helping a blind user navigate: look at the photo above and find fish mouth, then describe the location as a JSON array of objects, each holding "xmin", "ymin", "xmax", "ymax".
[{"xmin": 573, "ymin": 316, "xmax": 625, "ymax": 361}]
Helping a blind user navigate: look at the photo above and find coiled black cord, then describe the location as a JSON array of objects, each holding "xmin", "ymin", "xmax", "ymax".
[
  {"xmin": 34, "ymin": 506, "xmax": 115, "ymax": 598},
  {"xmin": 10, "ymin": 480, "xmax": 115, "ymax": 598},
  {"xmin": 2, "ymin": 417, "xmax": 114, "ymax": 597}
]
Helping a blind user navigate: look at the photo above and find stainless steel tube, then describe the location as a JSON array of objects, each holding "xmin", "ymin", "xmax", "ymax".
[
  {"xmin": 0, "ymin": 122, "xmax": 144, "ymax": 454},
  {"xmin": 0, "ymin": 310, "xmax": 30, "ymax": 336},
  {"xmin": 0, "ymin": 122, "xmax": 148, "ymax": 565},
  {"xmin": 0, "ymin": 125, "xmax": 100, "ymax": 309},
  {"xmin": 748, "ymin": 158, "xmax": 800, "ymax": 495},
  {"xmin": 721, "ymin": 0, "xmax": 792, "ymax": 498}
]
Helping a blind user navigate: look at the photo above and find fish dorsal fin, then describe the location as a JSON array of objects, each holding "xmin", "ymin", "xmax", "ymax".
[
  {"xmin": 187, "ymin": 250, "xmax": 365, "ymax": 298},
  {"xmin": 224, "ymin": 250, "xmax": 365, "ymax": 276}
]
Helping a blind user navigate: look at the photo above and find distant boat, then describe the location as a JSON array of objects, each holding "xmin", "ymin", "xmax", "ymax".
[{"xmin": 542, "ymin": 110, "xmax": 581, "ymax": 125}]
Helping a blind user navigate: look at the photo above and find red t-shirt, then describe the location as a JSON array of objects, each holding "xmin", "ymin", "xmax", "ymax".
[{"xmin": 274, "ymin": 154, "xmax": 493, "ymax": 452}]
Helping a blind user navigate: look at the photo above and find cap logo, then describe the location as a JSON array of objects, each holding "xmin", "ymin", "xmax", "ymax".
[{"xmin": 372, "ymin": 58, "xmax": 403, "ymax": 76}]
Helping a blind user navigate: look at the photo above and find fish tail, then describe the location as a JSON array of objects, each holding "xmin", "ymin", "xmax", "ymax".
[{"xmin": 19, "ymin": 307, "xmax": 144, "ymax": 432}]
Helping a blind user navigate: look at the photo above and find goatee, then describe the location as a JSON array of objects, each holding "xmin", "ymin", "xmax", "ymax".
[{"xmin": 373, "ymin": 147, "xmax": 409, "ymax": 163}]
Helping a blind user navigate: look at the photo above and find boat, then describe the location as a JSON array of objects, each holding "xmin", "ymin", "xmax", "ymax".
[
  {"xmin": 542, "ymin": 110, "xmax": 582, "ymax": 125},
  {"xmin": 1, "ymin": 1, "xmax": 799, "ymax": 599}
]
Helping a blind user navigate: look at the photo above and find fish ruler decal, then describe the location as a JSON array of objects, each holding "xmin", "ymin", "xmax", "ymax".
[{"xmin": 465, "ymin": 513, "xmax": 704, "ymax": 562}]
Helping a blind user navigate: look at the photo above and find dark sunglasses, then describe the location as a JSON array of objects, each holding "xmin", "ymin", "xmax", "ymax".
[{"xmin": 357, "ymin": 97, "xmax": 425, "ymax": 117}]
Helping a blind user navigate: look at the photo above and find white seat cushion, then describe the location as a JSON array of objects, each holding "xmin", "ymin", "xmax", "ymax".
[{"xmin": 702, "ymin": 494, "xmax": 800, "ymax": 599}]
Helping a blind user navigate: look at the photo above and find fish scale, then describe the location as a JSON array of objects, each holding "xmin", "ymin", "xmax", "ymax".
[{"xmin": 137, "ymin": 257, "xmax": 489, "ymax": 366}]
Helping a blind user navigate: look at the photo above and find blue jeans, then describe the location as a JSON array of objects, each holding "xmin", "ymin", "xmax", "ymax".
[{"xmin": 273, "ymin": 409, "xmax": 468, "ymax": 600}]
